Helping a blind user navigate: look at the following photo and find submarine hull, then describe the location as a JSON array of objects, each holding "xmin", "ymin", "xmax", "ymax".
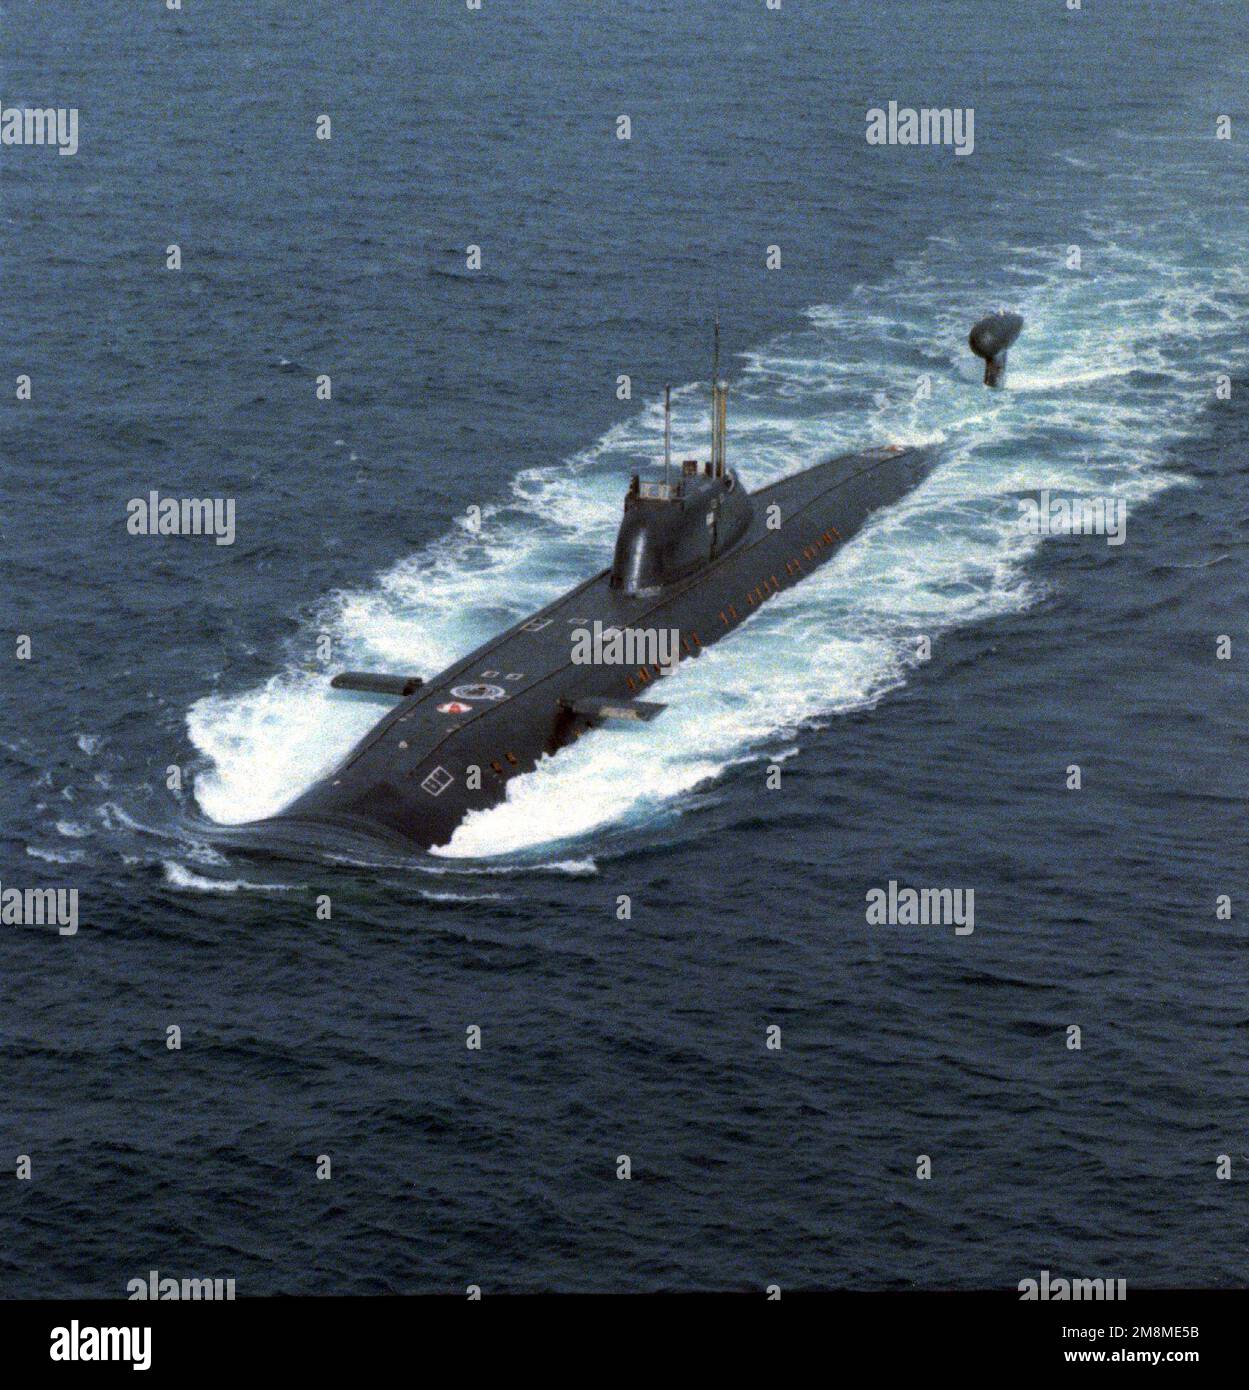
[{"xmin": 269, "ymin": 443, "xmax": 935, "ymax": 851}]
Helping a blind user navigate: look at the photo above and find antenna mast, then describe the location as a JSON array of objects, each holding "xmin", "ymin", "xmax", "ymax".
[
  {"xmin": 663, "ymin": 384, "xmax": 671, "ymax": 492},
  {"xmin": 718, "ymin": 380, "xmax": 728, "ymax": 478},
  {"xmin": 710, "ymin": 316, "xmax": 721, "ymax": 475}
]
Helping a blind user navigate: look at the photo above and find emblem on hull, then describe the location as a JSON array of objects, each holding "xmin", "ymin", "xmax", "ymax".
[{"xmin": 450, "ymin": 682, "xmax": 506, "ymax": 701}]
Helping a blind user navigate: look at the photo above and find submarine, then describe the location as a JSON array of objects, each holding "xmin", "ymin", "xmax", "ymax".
[{"xmin": 262, "ymin": 314, "xmax": 1022, "ymax": 853}]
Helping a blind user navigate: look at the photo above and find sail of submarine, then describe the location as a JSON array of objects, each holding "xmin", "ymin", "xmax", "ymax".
[{"xmin": 265, "ymin": 312, "xmax": 1023, "ymax": 852}]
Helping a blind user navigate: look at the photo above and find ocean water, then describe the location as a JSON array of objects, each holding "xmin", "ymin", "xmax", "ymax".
[{"xmin": 2, "ymin": 0, "xmax": 1247, "ymax": 1293}]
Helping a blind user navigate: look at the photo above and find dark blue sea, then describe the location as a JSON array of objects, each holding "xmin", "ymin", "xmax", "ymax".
[{"xmin": 2, "ymin": 0, "xmax": 1247, "ymax": 1294}]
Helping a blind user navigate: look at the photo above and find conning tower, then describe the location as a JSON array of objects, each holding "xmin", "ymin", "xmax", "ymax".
[{"xmin": 610, "ymin": 323, "xmax": 753, "ymax": 595}]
